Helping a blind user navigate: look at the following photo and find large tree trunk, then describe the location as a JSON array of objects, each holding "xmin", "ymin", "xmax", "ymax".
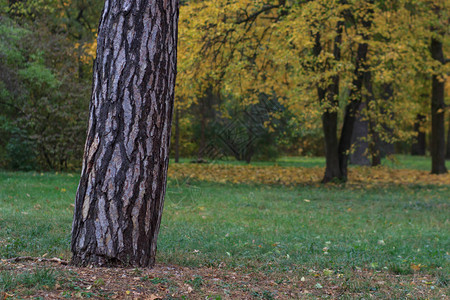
[
  {"xmin": 430, "ymin": 37, "xmax": 447, "ymax": 174},
  {"xmin": 411, "ymin": 114, "xmax": 426, "ymax": 156},
  {"xmin": 71, "ymin": 0, "xmax": 179, "ymax": 267}
]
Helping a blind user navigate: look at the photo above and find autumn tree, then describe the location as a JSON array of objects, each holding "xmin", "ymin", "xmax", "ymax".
[
  {"xmin": 177, "ymin": 0, "xmax": 428, "ymax": 179},
  {"xmin": 71, "ymin": 0, "xmax": 179, "ymax": 267}
]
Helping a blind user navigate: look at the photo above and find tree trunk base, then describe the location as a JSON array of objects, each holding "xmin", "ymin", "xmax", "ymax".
[
  {"xmin": 71, "ymin": 254, "xmax": 155, "ymax": 268},
  {"xmin": 321, "ymin": 170, "xmax": 346, "ymax": 184},
  {"xmin": 71, "ymin": 254, "xmax": 123, "ymax": 267}
]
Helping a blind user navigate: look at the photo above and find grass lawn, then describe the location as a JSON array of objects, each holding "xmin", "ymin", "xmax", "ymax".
[
  {"xmin": 0, "ymin": 158, "xmax": 448, "ymax": 298},
  {"xmin": 172, "ymin": 154, "xmax": 440, "ymax": 171}
]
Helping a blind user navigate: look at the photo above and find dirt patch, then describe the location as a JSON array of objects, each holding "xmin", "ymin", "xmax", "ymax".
[{"xmin": 0, "ymin": 260, "xmax": 447, "ymax": 299}]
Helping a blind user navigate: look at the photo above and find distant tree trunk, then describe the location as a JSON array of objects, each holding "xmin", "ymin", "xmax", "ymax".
[
  {"xmin": 430, "ymin": 37, "xmax": 447, "ymax": 174},
  {"xmin": 197, "ymin": 108, "xmax": 206, "ymax": 162},
  {"xmin": 411, "ymin": 114, "xmax": 426, "ymax": 156},
  {"xmin": 446, "ymin": 119, "xmax": 450, "ymax": 159},
  {"xmin": 378, "ymin": 83, "xmax": 395, "ymax": 158},
  {"xmin": 196, "ymin": 88, "xmax": 217, "ymax": 162},
  {"xmin": 316, "ymin": 21, "xmax": 344, "ymax": 183},
  {"xmin": 349, "ymin": 101, "xmax": 370, "ymax": 166},
  {"xmin": 71, "ymin": 0, "xmax": 179, "ymax": 267},
  {"xmin": 334, "ymin": 0, "xmax": 373, "ymax": 180},
  {"xmin": 365, "ymin": 71, "xmax": 381, "ymax": 167},
  {"xmin": 175, "ymin": 107, "xmax": 180, "ymax": 163},
  {"xmin": 338, "ymin": 36, "xmax": 370, "ymax": 178}
]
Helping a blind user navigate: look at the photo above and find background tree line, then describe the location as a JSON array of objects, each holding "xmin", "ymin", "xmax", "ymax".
[{"xmin": 0, "ymin": 0, "xmax": 448, "ymax": 179}]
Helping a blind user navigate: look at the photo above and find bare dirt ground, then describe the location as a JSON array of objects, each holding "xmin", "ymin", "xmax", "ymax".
[{"xmin": 0, "ymin": 259, "xmax": 447, "ymax": 299}]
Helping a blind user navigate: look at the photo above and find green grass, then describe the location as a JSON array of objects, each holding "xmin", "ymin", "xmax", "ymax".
[
  {"xmin": 0, "ymin": 172, "xmax": 76, "ymax": 259},
  {"xmin": 171, "ymin": 154, "xmax": 442, "ymax": 170},
  {"xmin": 160, "ymin": 181, "xmax": 449, "ymax": 274},
  {"xmin": 0, "ymin": 268, "xmax": 57, "ymax": 292},
  {"xmin": 0, "ymin": 168, "xmax": 448, "ymax": 277}
]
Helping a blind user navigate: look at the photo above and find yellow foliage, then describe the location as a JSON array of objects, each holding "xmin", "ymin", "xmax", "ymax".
[
  {"xmin": 176, "ymin": 0, "xmax": 449, "ymax": 146},
  {"xmin": 168, "ymin": 163, "xmax": 450, "ymax": 187}
]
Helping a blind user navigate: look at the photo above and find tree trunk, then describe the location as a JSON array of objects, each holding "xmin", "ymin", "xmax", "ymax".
[
  {"xmin": 321, "ymin": 106, "xmax": 341, "ymax": 182},
  {"xmin": 71, "ymin": 0, "xmax": 179, "ymax": 267},
  {"xmin": 316, "ymin": 20, "xmax": 344, "ymax": 183},
  {"xmin": 337, "ymin": 0, "xmax": 374, "ymax": 179},
  {"xmin": 378, "ymin": 83, "xmax": 395, "ymax": 158},
  {"xmin": 430, "ymin": 37, "xmax": 447, "ymax": 174},
  {"xmin": 364, "ymin": 70, "xmax": 381, "ymax": 167},
  {"xmin": 411, "ymin": 114, "xmax": 426, "ymax": 156},
  {"xmin": 349, "ymin": 101, "xmax": 370, "ymax": 166},
  {"xmin": 174, "ymin": 107, "xmax": 180, "ymax": 163},
  {"xmin": 446, "ymin": 118, "xmax": 450, "ymax": 159},
  {"xmin": 338, "ymin": 40, "xmax": 370, "ymax": 178}
]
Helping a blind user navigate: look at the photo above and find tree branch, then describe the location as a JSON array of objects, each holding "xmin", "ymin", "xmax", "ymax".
[{"xmin": 236, "ymin": 4, "xmax": 281, "ymax": 24}]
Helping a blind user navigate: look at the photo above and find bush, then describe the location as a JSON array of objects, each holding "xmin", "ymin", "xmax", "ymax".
[{"xmin": 6, "ymin": 130, "xmax": 36, "ymax": 171}]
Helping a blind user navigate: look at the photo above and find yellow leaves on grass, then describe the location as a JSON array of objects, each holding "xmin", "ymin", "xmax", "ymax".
[{"xmin": 168, "ymin": 164, "xmax": 450, "ymax": 187}]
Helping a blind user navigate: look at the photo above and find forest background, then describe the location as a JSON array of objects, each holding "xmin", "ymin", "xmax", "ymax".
[{"xmin": 0, "ymin": 0, "xmax": 449, "ymax": 179}]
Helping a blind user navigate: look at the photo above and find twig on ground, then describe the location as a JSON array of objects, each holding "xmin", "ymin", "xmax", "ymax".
[{"xmin": 3, "ymin": 256, "xmax": 69, "ymax": 265}]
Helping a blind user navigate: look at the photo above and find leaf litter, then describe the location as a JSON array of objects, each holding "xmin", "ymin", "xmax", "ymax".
[{"xmin": 0, "ymin": 260, "xmax": 447, "ymax": 299}]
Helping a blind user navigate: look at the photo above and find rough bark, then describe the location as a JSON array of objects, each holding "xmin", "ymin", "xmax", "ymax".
[
  {"xmin": 71, "ymin": 0, "xmax": 179, "ymax": 267},
  {"xmin": 430, "ymin": 37, "xmax": 447, "ymax": 174},
  {"xmin": 411, "ymin": 114, "xmax": 426, "ymax": 156}
]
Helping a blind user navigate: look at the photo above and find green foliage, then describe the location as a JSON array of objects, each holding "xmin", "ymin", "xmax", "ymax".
[
  {"xmin": 5, "ymin": 128, "xmax": 37, "ymax": 171},
  {"xmin": 0, "ymin": 15, "xmax": 89, "ymax": 170},
  {"xmin": 18, "ymin": 59, "xmax": 59, "ymax": 91},
  {"xmin": 0, "ymin": 19, "xmax": 28, "ymax": 65}
]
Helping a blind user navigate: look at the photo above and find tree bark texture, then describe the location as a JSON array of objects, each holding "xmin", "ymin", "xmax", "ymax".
[
  {"xmin": 411, "ymin": 114, "xmax": 426, "ymax": 156},
  {"xmin": 430, "ymin": 37, "xmax": 447, "ymax": 174},
  {"xmin": 71, "ymin": 0, "xmax": 179, "ymax": 267}
]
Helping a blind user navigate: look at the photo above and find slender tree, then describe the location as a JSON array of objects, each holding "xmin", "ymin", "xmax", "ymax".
[
  {"xmin": 411, "ymin": 114, "xmax": 426, "ymax": 156},
  {"xmin": 174, "ymin": 107, "xmax": 180, "ymax": 163},
  {"xmin": 315, "ymin": 18, "xmax": 344, "ymax": 182},
  {"xmin": 71, "ymin": 0, "xmax": 179, "ymax": 267},
  {"xmin": 337, "ymin": 3, "xmax": 373, "ymax": 180},
  {"xmin": 430, "ymin": 35, "xmax": 447, "ymax": 174},
  {"xmin": 446, "ymin": 119, "xmax": 450, "ymax": 159}
]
